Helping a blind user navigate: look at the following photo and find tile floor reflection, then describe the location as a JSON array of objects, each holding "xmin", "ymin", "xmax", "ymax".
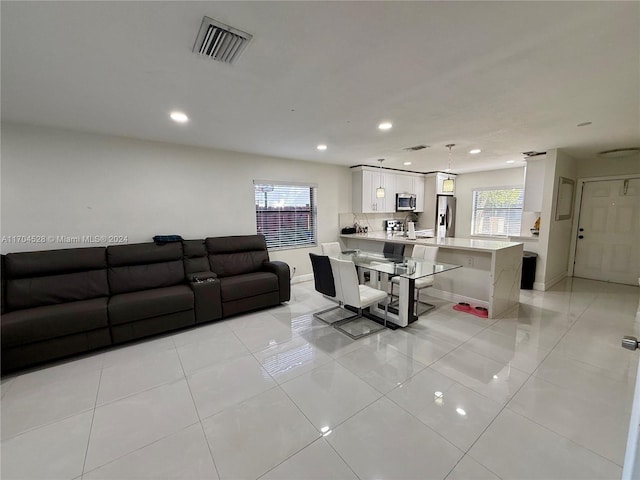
[{"xmin": 1, "ymin": 277, "xmax": 638, "ymax": 479}]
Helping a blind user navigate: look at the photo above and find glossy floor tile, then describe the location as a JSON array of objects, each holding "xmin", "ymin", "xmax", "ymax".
[
  {"xmin": 280, "ymin": 361, "xmax": 382, "ymax": 431},
  {"xmin": 326, "ymin": 396, "xmax": 464, "ymax": 479},
  {"xmin": 83, "ymin": 424, "xmax": 218, "ymax": 480},
  {"xmin": 84, "ymin": 379, "xmax": 199, "ymax": 471},
  {"xmin": 1, "ymin": 278, "xmax": 638, "ymax": 479},
  {"xmin": 468, "ymin": 408, "xmax": 621, "ymax": 479},
  {"xmin": 202, "ymin": 387, "xmax": 319, "ymax": 480},
  {"xmin": 259, "ymin": 438, "xmax": 358, "ymax": 480},
  {"xmin": 387, "ymin": 367, "xmax": 503, "ymax": 451}
]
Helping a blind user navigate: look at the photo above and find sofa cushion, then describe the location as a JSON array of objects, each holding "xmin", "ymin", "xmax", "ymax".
[
  {"xmin": 5, "ymin": 247, "xmax": 106, "ymax": 278},
  {"xmin": 108, "ymin": 261, "xmax": 184, "ymax": 295},
  {"xmin": 107, "ymin": 242, "xmax": 182, "ymax": 267},
  {"xmin": 219, "ymin": 272, "xmax": 279, "ymax": 302},
  {"xmin": 182, "ymin": 240, "xmax": 210, "ymax": 275},
  {"xmin": 206, "ymin": 235, "xmax": 269, "ymax": 277},
  {"xmin": 7, "ymin": 270, "xmax": 109, "ymax": 311},
  {"xmin": 4, "ymin": 247, "xmax": 109, "ymax": 311},
  {"xmin": 1, "ymin": 297, "xmax": 109, "ymax": 348},
  {"xmin": 108, "ymin": 285, "xmax": 194, "ymax": 325}
]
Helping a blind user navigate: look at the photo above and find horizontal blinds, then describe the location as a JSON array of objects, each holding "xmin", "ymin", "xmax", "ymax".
[
  {"xmin": 471, "ymin": 188, "xmax": 524, "ymax": 236},
  {"xmin": 254, "ymin": 183, "xmax": 317, "ymax": 250}
]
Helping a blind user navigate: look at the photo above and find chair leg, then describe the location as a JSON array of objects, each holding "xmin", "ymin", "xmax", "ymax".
[
  {"xmin": 313, "ymin": 301, "xmax": 355, "ymax": 324},
  {"xmin": 414, "ymin": 287, "xmax": 436, "ymax": 316},
  {"xmin": 333, "ymin": 305, "xmax": 386, "ymax": 340}
]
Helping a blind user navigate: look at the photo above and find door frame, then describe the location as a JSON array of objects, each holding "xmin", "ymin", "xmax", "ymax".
[{"xmin": 568, "ymin": 174, "xmax": 640, "ymax": 278}]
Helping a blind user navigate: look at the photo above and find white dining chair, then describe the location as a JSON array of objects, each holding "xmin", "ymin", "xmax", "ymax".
[
  {"xmin": 390, "ymin": 244, "xmax": 439, "ymax": 316},
  {"xmin": 321, "ymin": 242, "xmax": 341, "ymax": 258},
  {"xmin": 329, "ymin": 257, "xmax": 389, "ymax": 339}
]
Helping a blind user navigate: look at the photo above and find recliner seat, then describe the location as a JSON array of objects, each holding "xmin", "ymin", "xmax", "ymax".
[{"xmin": 1, "ymin": 247, "xmax": 111, "ymax": 372}]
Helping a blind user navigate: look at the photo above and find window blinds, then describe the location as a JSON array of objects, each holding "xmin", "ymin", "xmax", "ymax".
[
  {"xmin": 471, "ymin": 187, "xmax": 524, "ymax": 236},
  {"xmin": 254, "ymin": 183, "xmax": 317, "ymax": 250}
]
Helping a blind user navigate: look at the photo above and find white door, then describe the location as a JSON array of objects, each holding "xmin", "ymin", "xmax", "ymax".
[{"xmin": 574, "ymin": 178, "xmax": 640, "ymax": 285}]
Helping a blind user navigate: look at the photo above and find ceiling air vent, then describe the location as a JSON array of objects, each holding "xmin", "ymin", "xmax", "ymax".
[
  {"xmin": 192, "ymin": 16, "xmax": 253, "ymax": 65},
  {"xmin": 522, "ymin": 151, "xmax": 546, "ymax": 157},
  {"xmin": 403, "ymin": 145, "xmax": 429, "ymax": 151}
]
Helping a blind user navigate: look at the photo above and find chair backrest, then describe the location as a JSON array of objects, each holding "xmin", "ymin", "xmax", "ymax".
[
  {"xmin": 309, "ymin": 253, "xmax": 336, "ymax": 297},
  {"xmin": 329, "ymin": 257, "xmax": 362, "ymax": 308},
  {"xmin": 383, "ymin": 242, "xmax": 405, "ymax": 258},
  {"xmin": 412, "ymin": 245, "xmax": 439, "ymax": 261},
  {"xmin": 321, "ymin": 242, "xmax": 341, "ymax": 257}
]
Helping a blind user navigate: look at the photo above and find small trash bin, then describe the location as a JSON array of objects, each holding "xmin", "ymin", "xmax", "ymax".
[{"xmin": 521, "ymin": 251, "xmax": 537, "ymax": 290}]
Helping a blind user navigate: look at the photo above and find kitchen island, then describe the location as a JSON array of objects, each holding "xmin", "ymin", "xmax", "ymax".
[{"xmin": 340, "ymin": 233, "xmax": 523, "ymax": 319}]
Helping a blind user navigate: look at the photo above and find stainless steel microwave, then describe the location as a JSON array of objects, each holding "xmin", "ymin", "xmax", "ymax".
[{"xmin": 396, "ymin": 193, "xmax": 416, "ymax": 211}]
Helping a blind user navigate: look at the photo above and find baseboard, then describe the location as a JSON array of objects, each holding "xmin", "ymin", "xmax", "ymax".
[
  {"xmin": 533, "ymin": 282, "xmax": 545, "ymax": 291},
  {"xmin": 427, "ymin": 288, "xmax": 489, "ymax": 310},
  {"xmin": 541, "ymin": 272, "xmax": 566, "ymax": 291},
  {"xmin": 291, "ymin": 273, "xmax": 313, "ymax": 284}
]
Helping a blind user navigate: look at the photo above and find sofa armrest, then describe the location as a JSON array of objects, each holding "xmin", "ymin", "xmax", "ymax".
[
  {"xmin": 263, "ymin": 261, "xmax": 290, "ymax": 303},
  {"xmin": 188, "ymin": 276, "xmax": 222, "ymax": 323}
]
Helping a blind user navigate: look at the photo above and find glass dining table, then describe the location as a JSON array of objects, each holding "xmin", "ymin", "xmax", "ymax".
[{"xmin": 338, "ymin": 250, "xmax": 462, "ymax": 327}]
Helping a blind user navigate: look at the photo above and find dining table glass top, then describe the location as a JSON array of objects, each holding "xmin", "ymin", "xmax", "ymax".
[{"xmin": 338, "ymin": 250, "xmax": 462, "ymax": 280}]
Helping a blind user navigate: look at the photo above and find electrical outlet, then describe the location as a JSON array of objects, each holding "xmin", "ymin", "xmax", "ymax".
[{"xmin": 466, "ymin": 257, "xmax": 474, "ymax": 267}]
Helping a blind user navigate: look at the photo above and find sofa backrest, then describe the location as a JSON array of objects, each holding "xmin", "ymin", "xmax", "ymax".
[
  {"xmin": 205, "ymin": 235, "xmax": 269, "ymax": 277},
  {"xmin": 4, "ymin": 247, "xmax": 109, "ymax": 311},
  {"xmin": 182, "ymin": 240, "xmax": 210, "ymax": 276},
  {"xmin": 107, "ymin": 242, "xmax": 184, "ymax": 295}
]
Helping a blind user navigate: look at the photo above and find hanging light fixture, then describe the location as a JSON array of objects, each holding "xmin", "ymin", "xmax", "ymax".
[
  {"xmin": 443, "ymin": 144, "xmax": 455, "ymax": 193},
  {"xmin": 376, "ymin": 159, "xmax": 385, "ymax": 198}
]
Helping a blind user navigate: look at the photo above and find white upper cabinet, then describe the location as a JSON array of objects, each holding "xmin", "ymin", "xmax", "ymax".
[
  {"xmin": 523, "ymin": 159, "xmax": 544, "ymax": 212},
  {"xmin": 395, "ymin": 174, "xmax": 414, "ymax": 194},
  {"xmin": 353, "ymin": 168, "xmax": 395, "ymax": 213},
  {"xmin": 352, "ymin": 167, "xmax": 423, "ymax": 213}
]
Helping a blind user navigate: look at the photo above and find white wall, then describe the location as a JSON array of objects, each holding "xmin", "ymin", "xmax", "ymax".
[
  {"xmin": 577, "ymin": 154, "xmax": 640, "ymax": 179},
  {"xmin": 0, "ymin": 123, "xmax": 352, "ymax": 277},
  {"xmin": 542, "ymin": 149, "xmax": 578, "ymax": 287},
  {"xmin": 454, "ymin": 167, "xmax": 526, "ymax": 238}
]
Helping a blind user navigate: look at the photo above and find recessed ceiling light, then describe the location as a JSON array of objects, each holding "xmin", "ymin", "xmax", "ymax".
[
  {"xmin": 456, "ymin": 407, "xmax": 467, "ymax": 416},
  {"xmin": 577, "ymin": 121, "xmax": 592, "ymax": 127},
  {"xmin": 469, "ymin": 149, "xmax": 481, "ymax": 154},
  {"xmin": 506, "ymin": 160, "xmax": 515, "ymax": 164},
  {"xmin": 403, "ymin": 161, "xmax": 412, "ymax": 166},
  {"xmin": 317, "ymin": 144, "xmax": 327, "ymax": 151},
  {"xmin": 378, "ymin": 122, "xmax": 392, "ymax": 130},
  {"xmin": 170, "ymin": 111, "xmax": 189, "ymax": 123}
]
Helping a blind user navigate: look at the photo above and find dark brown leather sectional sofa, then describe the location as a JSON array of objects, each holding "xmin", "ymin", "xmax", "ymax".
[{"xmin": 1, "ymin": 235, "xmax": 290, "ymax": 374}]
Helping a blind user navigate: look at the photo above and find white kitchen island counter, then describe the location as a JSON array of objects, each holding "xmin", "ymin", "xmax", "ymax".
[{"xmin": 340, "ymin": 233, "xmax": 523, "ymax": 319}]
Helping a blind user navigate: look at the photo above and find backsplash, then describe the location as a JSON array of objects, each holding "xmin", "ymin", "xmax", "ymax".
[{"xmin": 339, "ymin": 212, "xmax": 423, "ymax": 232}]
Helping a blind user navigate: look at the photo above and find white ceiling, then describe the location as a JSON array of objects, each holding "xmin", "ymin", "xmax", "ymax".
[{"xmin": 2, "ymin": 1, "xmax": 639, "ymax": 173}]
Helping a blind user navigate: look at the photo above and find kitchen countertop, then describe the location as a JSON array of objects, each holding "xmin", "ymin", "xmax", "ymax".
[{"xmin": 340, "ymin": 232, "xmax": 523, "ymax": 252}]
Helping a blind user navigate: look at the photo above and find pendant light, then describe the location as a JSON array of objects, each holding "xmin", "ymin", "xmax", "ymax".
[
  {"xmin": 442, "ymin": 143, "xmax": 456, "ymax": 193},
  {"xmin": 443, "ymin": 144, "xmax": 455, "ymax": 193},
  {"xmin": 376, "ymin": 159, "xmax": 385, "ymax": 198}
]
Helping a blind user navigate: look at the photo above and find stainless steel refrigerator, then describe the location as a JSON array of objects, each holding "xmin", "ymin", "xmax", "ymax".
[{"xmin": 436, "ymin": 195, "xmax": 456, "ymax": 237}]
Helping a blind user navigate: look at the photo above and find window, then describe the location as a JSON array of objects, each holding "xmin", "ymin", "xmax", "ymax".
[
  {"xmin": 254, "ymin": 181, "xmax": 317, "ymax": 250},
  {"xmin": 471, "ymin": 187, "xmax": 524, "ymax": 236}
]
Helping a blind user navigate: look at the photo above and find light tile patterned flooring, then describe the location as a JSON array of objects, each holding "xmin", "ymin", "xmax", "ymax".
[{"xmin": 1, "ymin": 277, "xmax": 639, "ymax": 479}]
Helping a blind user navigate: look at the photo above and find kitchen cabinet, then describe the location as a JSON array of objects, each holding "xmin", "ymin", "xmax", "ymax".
[
  {"xmin": 395, "ymin": 172, "xmax": 425, "ymax": 213},
  {"xmin": 352, "ymin": 167, "xmax": 423, "ymax": 213},
  {"xmin": 353, "ymin": 168, "xmax": 396, "ymax": 213},
  {"xmin": 523, "ymin": 158, "xmax": 544, "ymax": 212}
]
